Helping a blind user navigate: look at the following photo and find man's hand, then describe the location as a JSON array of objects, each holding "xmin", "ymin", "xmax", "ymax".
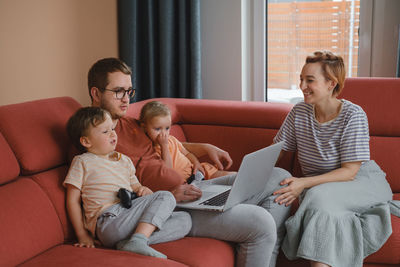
[
  {"xmin": 205, "ymin": 144, "xmax": 233, "ymax": 170},
  {"xmin": 171, "ymin": 184, "xmax": 202, "ymax": 203}
]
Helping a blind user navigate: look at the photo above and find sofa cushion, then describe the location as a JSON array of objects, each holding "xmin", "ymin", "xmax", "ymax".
[
  {"xmin": 152, "ymin": 237, "xmax": 235, "ymax": 267},
  {"xmin": 0, "ymin": 97, "xmax": 81, "ymax": 175},
  {"xmin": 370, "ymin": 136, "xmax": 400, "ymax": 193},
  {"xmin": 130, "ymin": 98, "xmax": 292, "ymax": 129},
  {"xmin": 340, "ymin": 78, "xmax": 400, "ymax": 137},
  {"xmin": 173, "ymin": 98, "xmax": 291, "ymax": 129},
  {"xmin": 364, "ymin": 214, "xmax": 400, "ymax": 264},
  {"xmin": 20, "ymin": 237, "xmax": 235, "ymax": 267},
  {"xmin": 20, "ymin": 245, "xmax": 186, "ymax": 267},
  {"xmin": 31, "ymin": 166, "xmax": 75, "ymax": 241},
  {"xmin": 182, "ymin": 124, "xmax": 281, "ymax": 171},
  {"xmin": 0, "ymin": 178, "xmax": 64, "ymax": 266},
  {"xmin": 130, "ymin": 98, "xmax": 294, "ymax": 171},
  {"xmin": 0, "ymin": 132, "xmax": 19, "ymax": 184}
]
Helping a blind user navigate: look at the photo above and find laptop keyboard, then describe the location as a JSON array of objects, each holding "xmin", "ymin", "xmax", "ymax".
[{"xmin": 200, "ymin": 189, "xmax": 231, "ymax": 206}]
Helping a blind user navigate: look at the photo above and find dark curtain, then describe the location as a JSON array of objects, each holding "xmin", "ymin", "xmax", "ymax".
[{"xmin": 118, "ymin": 0, "xmax": 202, "ymax": 102}]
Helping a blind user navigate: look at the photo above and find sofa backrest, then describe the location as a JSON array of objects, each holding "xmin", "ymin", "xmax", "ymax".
[
  {"xmin": 0, "ymin": 132, "xmax": 19, "ymax": 185},
  {"xmin": 0, "ymin": 130, "xmax": 65, "ymax": 266},
  {"xmin": 0, "ymin": 97, "xmax": 81, "ymax": 175},
  {"xmin": 0, "ymin": 97, "xmax": 82, "ymax": 265},
  {"xmin": 129, "ymin": 98, "xmax": 294, "ymax": 172},
  {"xmin": 340, "ymin": 78, "xmax": 400, "ymax": 193}
]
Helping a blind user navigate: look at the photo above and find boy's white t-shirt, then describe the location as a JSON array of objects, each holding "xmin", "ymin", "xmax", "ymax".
[{"xmin": 64, "ymin": 152, "xmax": 139, "ymax": 236}]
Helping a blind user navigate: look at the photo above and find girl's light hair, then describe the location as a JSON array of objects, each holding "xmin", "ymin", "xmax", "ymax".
[
  {"xmin": 139, "ymin": 101, "xmax": 171, "ymax": 124},
  {"xmin": 306, "ymin": 51, "xmax": 346, "ymax": 95}
]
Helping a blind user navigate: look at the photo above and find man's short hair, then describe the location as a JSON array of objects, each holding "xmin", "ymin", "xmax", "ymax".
[{"xmin": 87, "ymin": 58, "xmax": 132, "ymax": 101}]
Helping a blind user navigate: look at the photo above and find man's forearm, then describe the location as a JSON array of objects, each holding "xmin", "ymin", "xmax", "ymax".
[{"xmin": 182, "ymin": 142, "xmax": 209, "ymax": 158}]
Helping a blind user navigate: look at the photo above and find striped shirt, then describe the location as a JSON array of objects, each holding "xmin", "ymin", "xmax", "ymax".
[
  {"xmin": 274, "ymin": 99, "xmax": 370, "ymax": 177},
  {"xmin": 64, "ymin": 152, "xmax": 139, "ymax": 236}
]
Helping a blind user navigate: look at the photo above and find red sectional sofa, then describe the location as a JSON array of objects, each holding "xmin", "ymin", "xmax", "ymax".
[{"xmin": 0, "ymin": 77, "xmax": 398, "ymax": 267}]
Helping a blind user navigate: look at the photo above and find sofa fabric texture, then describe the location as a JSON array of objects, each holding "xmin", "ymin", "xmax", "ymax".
[{"xmin": 0, "ymin": 78, "xmax": 399, "ymax": 266}]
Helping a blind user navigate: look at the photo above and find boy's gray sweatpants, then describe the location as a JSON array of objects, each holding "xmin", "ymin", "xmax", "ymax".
[
  {"xmin": 189, "ymin": 167, "xmax": 291, "ymax": 267},
  {"xmin": 96, "ymin": 191, "xmax": 191, "ymax": 248}
]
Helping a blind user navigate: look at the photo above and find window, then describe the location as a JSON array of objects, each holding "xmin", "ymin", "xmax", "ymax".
[{"xmin": 267, "ymin": 0, "xmax": 360, "ymax": 103}]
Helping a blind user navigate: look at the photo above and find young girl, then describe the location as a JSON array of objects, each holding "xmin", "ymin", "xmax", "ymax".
[
  {"xmin": 64, "ymin": 106, "xmax": 191, "ymax": 258},
  {"xmin": 139, "ymin": 101, "xmax": 235, "ymax": 183}
]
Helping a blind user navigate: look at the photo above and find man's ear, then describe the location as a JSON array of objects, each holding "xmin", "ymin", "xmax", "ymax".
[
  {"xmin": 80, "ymin": 136, "xmax": 91, "ymax": 149},
  {"xmin": 90, "ymin": 87, "xmax": 102, "ymax": 105}
]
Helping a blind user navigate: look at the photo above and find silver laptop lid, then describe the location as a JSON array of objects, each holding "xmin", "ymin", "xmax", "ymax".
[{"xmin": 223, "ymin": 141, "xmax": 284, "ymax": 211}]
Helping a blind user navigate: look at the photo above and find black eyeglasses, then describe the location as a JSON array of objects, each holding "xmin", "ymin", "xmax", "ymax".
[{"xmin": 102, "ymin": 87, "xmax": 135, "ymax": 99}]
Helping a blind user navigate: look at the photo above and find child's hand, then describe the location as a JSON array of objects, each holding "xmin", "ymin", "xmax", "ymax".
[
  {"xmin": 75, "ymin": 232, "xmax": 96, "ymax": 248},
  {"xmin": 192, "ymin": 161, "xmax": 205, "ymax": 176},
  {"xmin": 156, "ymin": 132, "xmax": 169, "ymax": 148},
  {"xmin": 136, "ymin": 186, "xmax": 153, "ymax": 197}
]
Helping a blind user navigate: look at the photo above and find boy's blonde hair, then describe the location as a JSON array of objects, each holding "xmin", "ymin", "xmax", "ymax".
[{"xmin": 139, "ymin": 101, "xmax": 171, "ymax": 124}]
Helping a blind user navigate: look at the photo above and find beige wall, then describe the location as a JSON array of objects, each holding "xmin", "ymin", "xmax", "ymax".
[{"xmin": 0, "ymin": 0, "xmax": 118, "ymax": 106}]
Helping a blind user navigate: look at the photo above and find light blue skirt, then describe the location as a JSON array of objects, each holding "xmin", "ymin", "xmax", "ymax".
[{"xmin": 282, "ymin": 160, "xmax": 399, "ymax": 267}]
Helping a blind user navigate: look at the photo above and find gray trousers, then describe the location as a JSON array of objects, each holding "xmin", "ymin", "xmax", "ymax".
[
  {"xmin": 189, "ymin": 167, "xmax": 291, "ymax": 267},
  {"xmin": 96, "ymin": 191, "xmax": 192, "ymax": 247}
]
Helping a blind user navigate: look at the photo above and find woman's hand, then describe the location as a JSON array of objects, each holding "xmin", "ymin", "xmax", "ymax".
[
  {"xmin": 273, "ymin": 177, "xmax": 306, "ymax": 206},
  {"xmin": 272, "ymin": 162, "xmax": 362, "ymax": 207}
]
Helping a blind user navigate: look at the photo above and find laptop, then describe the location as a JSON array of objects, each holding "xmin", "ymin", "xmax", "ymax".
[{"xmin": 176, "ymin": 141, "xmax": 284, "ymax": 212}]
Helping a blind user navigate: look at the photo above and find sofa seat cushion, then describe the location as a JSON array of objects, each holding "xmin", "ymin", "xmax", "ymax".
[
  {"xmin": 152, "ymin": 237, "xmax": 235, "ymax": 267},
  {"xmin": 363, "ymin": 264, "xmax": 397, "ymax": 267},
  {"xmin": 0, "ymin": 97, "xmax": 81, "ymax": 175},
  {"xmin": 19, "ymin": 245, "xmax": 187, "ymax": 267},
  {"xmin": 364, "ymin": 193, "xmax": 400, "ymax": 264},
  {"xmin": 276, "ymin": 253, "xmax": 308, "ymax": 267},
  {"xmin": 21, "ymin": 237, "xmax": 234, "ymax": 267},
  {"xmin": 0, "ymin": 132, "xmax": 19, "ymax": 185},
  {"xmin": 0, "ymin": 178, "xmax": 64, "ymax": 266}
]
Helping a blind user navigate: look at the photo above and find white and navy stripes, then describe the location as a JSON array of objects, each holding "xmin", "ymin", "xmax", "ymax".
[{"xmin": 274, "ymin": 100, "xmax": 370, "ymax": 176}]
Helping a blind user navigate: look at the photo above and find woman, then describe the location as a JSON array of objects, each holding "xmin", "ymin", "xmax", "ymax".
[{"xmin": 273, "ymin": 51, "xmax": 396, "ymax": 267}]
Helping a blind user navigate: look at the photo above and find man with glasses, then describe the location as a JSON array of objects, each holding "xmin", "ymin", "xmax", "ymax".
[
  {"xmin": 82, "ymin": 57, "xmax": 290, "ymax": 267},
  {"xmin": 102, "ymin": 87, "xmax": 135, "ymax": 100}
]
